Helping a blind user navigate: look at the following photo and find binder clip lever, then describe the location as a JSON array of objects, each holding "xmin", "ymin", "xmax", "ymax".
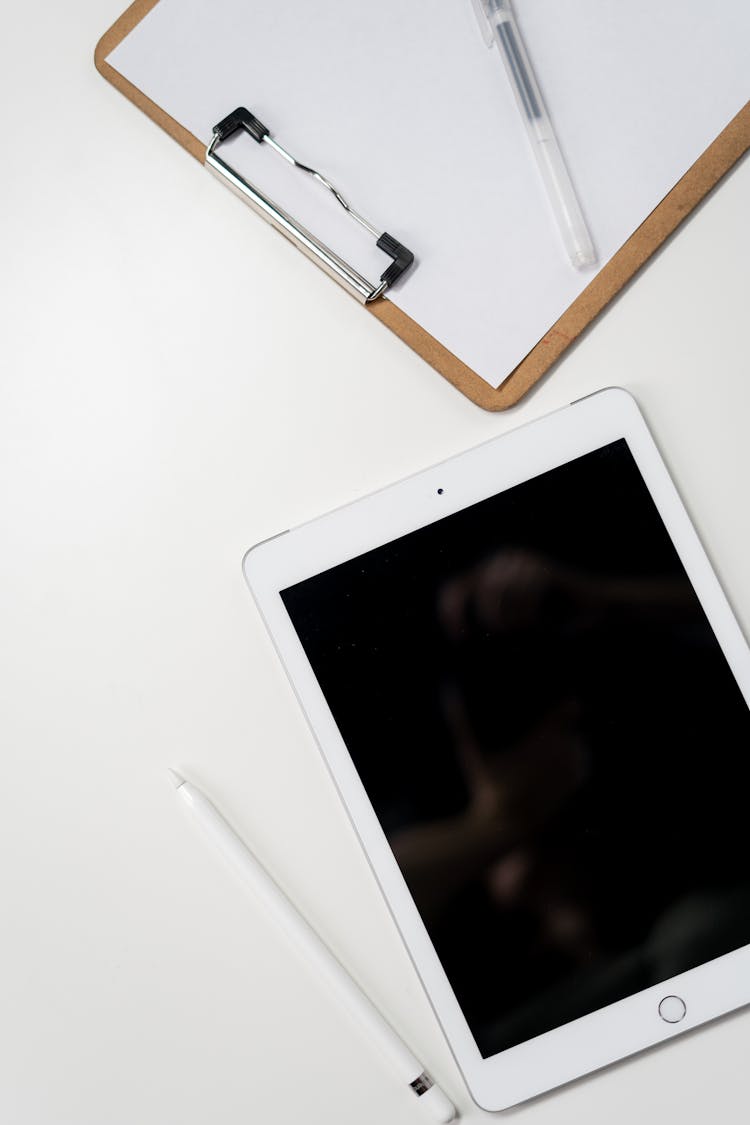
[{"xmin": 206, "ymin": 107, "xmax": 414, "ymax": 304}]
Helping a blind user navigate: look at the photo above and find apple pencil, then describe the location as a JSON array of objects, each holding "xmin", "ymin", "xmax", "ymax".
[{"xmin": 169, "ymin": 770, "xmax": 457, "ymax": 1123}]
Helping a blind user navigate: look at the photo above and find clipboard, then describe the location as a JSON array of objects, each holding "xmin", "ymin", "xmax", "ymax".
[{"xmin": 96, "ymin": 0, "xmax": 750, "ymax": 411}]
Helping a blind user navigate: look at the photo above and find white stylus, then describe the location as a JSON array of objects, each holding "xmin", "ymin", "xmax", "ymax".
[{"xmin": 169, "ymin": 771, "xmax": 457, "ymax": 1123}]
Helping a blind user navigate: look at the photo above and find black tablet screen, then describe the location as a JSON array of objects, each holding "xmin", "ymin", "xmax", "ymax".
[{"xmin": 281, "ymin": 439, "xmax": 750, "ymax": 1057}]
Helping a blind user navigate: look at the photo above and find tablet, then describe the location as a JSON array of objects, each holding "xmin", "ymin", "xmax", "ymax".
[{"xmin": 243, "ymin": 388, "xmax": 750, "ymax": 1110}]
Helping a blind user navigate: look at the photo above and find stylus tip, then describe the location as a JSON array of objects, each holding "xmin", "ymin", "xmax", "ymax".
[
  {"xmin": 167, "ymin": 768, "xmax": 185, "ymax": 789},
  {"xmin": 419, "ymin": 1084, "xmax": 457, "ymax": 1122}
]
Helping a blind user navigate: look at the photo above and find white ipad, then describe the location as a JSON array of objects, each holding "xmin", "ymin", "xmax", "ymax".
[{"xmin": 243, "ymin": 388, "xmax": 750, "ymax": 1110}]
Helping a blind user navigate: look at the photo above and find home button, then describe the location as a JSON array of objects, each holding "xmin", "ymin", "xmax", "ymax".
[{"xmin": 658, "ymin": 995, "xmax": 686, "ymax": 1024}]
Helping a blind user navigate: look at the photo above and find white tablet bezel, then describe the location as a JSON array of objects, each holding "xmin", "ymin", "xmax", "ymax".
[{"xmin": 243, "ymin": 388, "xmax": 750, "ymax": 1110}]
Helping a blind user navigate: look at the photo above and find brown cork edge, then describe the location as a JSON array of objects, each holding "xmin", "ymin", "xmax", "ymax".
[
  {"xmin": 95, "ymin": 0, "xmax": 205, "ymax": 163},
  {"xmin": 96, "ymin": 3, "xmax": 750, "ymax": 411}
]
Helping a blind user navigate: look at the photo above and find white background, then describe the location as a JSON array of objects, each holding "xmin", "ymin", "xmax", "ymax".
[{"xmin": 1, "ymin": 3, "xmax": 749, "ymax": 1123}]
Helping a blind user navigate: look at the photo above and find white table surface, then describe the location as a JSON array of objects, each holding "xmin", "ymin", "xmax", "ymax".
[{"xmin": 1, "ymin": 4, "xmax": 749, "ymax": 1123}]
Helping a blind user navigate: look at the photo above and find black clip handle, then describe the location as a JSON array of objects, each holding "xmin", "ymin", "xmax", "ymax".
[
  {"xmin": 377, "ymin": 232, "xmax": 415, "ymax": 291},
  {"xmin": 213, "ymin": 107, "xmax": 269, "ymax": 145}
]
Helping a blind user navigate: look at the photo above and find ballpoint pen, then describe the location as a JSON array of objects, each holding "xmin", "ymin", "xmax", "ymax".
[
  {"xmin": 471, "ymin": 0, "xmax": 597, "ymax": 269},
  {"xmin": 169, "ymin": 770, "xmax": 457, "ymax": 1123}
]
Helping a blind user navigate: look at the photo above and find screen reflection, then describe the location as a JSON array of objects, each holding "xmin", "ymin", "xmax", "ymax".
[{"xmin": 282, "ymin": 441, "xmax": 750, "ymax": 1056}]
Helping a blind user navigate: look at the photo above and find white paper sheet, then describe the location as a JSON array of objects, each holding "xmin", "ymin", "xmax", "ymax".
[{"xmin": 107, "ymin": 0, "xmax": 749, "ymax": 388}]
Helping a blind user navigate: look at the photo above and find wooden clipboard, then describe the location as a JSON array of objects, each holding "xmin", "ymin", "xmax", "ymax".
[{"xmin": 96, "ymin": 0, "xmax": 750, "ymax": 411}]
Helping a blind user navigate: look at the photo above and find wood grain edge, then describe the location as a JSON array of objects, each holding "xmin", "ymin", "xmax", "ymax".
[{"xmin": 95, "ymin": 0, "xmax": 204, "ymax": 163}]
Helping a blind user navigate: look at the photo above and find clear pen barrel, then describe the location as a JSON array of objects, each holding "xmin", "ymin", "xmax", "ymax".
[{"xmin": 488, "ymin": 0, "xmax": 596, "ymax": 268}]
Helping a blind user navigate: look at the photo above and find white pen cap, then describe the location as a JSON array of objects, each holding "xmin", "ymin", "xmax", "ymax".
[{"xmin": 470, "ymin": 0, "xmax": 494, "ymax": 45}]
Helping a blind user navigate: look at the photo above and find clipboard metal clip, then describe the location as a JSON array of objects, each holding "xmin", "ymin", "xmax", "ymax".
[{"xmin": 206, "ymin": 107, "xmax": 415, "ymax": 304}]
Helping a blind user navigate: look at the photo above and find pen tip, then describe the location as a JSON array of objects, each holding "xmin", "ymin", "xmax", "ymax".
[
  {"xmin": 418, "ymin": 1083, "xmax": 457, "ymax": 1123},
  {"xmin": 168, "ymin": 768, "xmax": 185, "ymax": 789}
]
